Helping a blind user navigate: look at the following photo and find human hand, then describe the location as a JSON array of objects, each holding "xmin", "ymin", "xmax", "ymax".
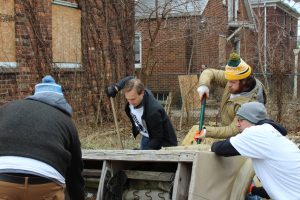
[
  {"xmin": 197, "ymin": 85, "xmax": 209, "ymax": 101},
  {"xmin": 106, "ymin": 76, "xmax": 134, "ymax": 98},
  {"xmin": 115, "ymin": 76, "xmax": 134, "ymax": 90},
  {"xmin": 194, "ymin": 128, "xmax": 206, "ymax": 143},
  {"xmin": 106, "ymin": 84, "xmax": 119, "ymax": 98}
]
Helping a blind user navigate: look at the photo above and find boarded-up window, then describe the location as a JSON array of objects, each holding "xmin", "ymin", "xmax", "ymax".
[
  {"xmin": 0, "ymin": 0, "xmax": 16, "ymax": 67},
  {"xmin": 218, "ymin": 35, "xmax": 226, "ymax": 66},
  {"xmin": 52, "ymin": 4, "xmax": 81, "ymax": 67}
]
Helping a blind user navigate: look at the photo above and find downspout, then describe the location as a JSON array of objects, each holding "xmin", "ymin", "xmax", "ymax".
[
  {"xmin": 293, "ymin": 49, "xmax": 300, "ymax": 99},
  {"xmin": 234, "ymin": 0, "xmax": 238, "ymax": 21},
  {"xmin": 228, "ymin": 0, "xmax": 233, "ymax": 22},
  {"xmin": 264, "ymin": 2, "xmax": 267, "ymax": 73}
]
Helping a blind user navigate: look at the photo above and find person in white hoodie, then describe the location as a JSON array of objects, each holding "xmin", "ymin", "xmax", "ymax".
[{"xmin": 211, "ymin": 102, "xmax": 300, "ymax": 200}]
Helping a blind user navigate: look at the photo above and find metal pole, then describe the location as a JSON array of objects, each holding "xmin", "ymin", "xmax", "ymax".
[
  {"xmin": 197, "ymin": 97, "xmax": 206, "ymax": 144},
  {"xmin": 264, "ymin": 2, "xmax": 267, "ymax": 74},
  {"xmin": 293, "ymin": 49, "xmax": 300, "ymax": 99}
]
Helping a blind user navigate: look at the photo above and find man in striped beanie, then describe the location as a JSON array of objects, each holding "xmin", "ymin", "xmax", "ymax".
[
  {"xmin": 182, "ymin": 52, "xmax": 266, "ymax": 145},
  {"xmin": 224, "ymin": 52, "xmax": 252, "ymax": 81}
]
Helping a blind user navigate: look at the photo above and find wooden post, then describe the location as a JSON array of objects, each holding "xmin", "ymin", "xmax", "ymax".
[{"xmin": 110, "ymin": 97, "xmax": 124, "ymax": 149}]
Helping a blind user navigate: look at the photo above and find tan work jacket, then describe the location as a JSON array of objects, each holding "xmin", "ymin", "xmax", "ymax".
[{"xmin": 183, "ymin": 69, "xmax": 266, "ymax": 144}]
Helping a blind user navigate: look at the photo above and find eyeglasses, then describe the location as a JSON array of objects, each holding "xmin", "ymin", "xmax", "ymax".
[{"xmin": 237, "ymin": 118, "xmax": 245, "ymax": 123}]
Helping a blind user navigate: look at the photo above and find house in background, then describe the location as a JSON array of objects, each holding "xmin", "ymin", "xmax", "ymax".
[
  {"xmin": 0, "ymin": 0, "xmax": 135, "ymax": 121},
  {"xmin": 251, "ymin": 0, "xmax": 300, "ymax": 68},
  {"xmin": 250, "ymin": 0, "xmax": 300, "ymax": 98},
  {"xmin": 1, "ymin": 0, "xmax": 299, "ymax": 121},
  {"xmin": 135, "ymin": 0, "xmax": 256, "ymax": 104}
]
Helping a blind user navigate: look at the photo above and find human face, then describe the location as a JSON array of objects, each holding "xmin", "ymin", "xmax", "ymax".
[
  {"xmin": 236, "ymin": 117, "xmax": 253, "ymax": 132},
  {"xmin": 125, "ymin": 89, "xmax": 144, "ymax": 107},
  {"xmin": 228, "ymin": 80, "xmax": 241, "ymax": 94}
]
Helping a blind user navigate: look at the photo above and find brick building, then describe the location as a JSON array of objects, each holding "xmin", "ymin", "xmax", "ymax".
[
  {"xmin": 0, "ymin": 0, "xmax": 135, "ymax": 121},
  {"xmin": 135, "ymin": 0, "xmax": 256, "ymax": 104},
  {"xmin": 135, "ymin": 0, "xmax": 300, "ymax": 104},
  {"xmin": 251, "ymin": 0, "xmax": 300, "ymax": 66},
  {"xmin": 250, "ymin": 0, "xmax": 300, "ymax": 98},
  {"xmin": 1, "ymin": 0, "xmax": 299, "ymax": 120}
]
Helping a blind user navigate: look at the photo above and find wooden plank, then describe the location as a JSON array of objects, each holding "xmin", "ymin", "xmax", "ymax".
[
  {"xmin": 178, "ymin": 75, "xmax": 201, "ymax": 126},
  {"xmin": 96, "ymin": 161, "xmax": 108, "ymax": 200},
  {"xmin": 178, "ymin": 75, "xmax": 200, "ymax": 111},
  {"xmin": 172, "ymin": 163, "xmax": 191, "ymax": 200},
  {"xmin": 0, "ymin": 0, "xmax": 16, "ymax": 62},
  {"xmin": 82, "ymin": 169, "xmax": 101, "ymax": 177},
  {"xmin": 52, "ymin": 4, "xmax": 81, "ymax": 63},
  {"xmin": 123, "ymin": 170, "xmax": 175, "ymax": 182},
  {"xmin": 82, "ymin": 150, "xmax": 199, "ymax": 162},
  {"xmin": 83, "ymin": 170, "xmax": 174, "ymax": 181},
  {"xmin": 164, "ymin": 92, "xmax": 172, "ymax": 115}
]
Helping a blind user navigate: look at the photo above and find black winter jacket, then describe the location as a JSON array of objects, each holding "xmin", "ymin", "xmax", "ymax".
[{"xmin": 125, "ymin": 89, "xmax": 177, "ymax": 149}]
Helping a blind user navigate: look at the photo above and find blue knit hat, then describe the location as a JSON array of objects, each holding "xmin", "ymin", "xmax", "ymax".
[{"xmin": 34, "ymin": 75, "xmax": 63, "ymax": 95}]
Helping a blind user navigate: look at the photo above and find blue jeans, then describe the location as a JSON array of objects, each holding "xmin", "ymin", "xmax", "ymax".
[
  {"xmin": 140, "ymin": 135, "xmax": 150, "ymax": 150},
  {"xmin": 245, "ymin": 194, "xmax": 262, "ymax": 200}
]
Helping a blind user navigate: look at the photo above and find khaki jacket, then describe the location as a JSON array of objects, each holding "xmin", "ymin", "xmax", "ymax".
[{"xmin": 182, "ymin": 69, "xmax": 266, "ymax": 145}]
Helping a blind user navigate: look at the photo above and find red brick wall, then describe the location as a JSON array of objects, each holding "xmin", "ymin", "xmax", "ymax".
[
  {"xmin": 14, "ymin": 0, "xmax": 53, "ymax": 98},
  {"xmin": 0, "ymin": 0, "xmax": 135, "ymax": 121},
  {"xmin": 137, "ymin": 17, "xmax": 189, "ymax": 94},
  {"xmin": 136, "ymin": 0, "xmax": 254, "ymax": 103},
  {"xmin": 0, "ymin": 74, "xmax": 17, "ymax": 105},
  {"xmin": 251, "ymin": 5, "xmax": 298, "ymax": 73},
  {"xmin": 136, "ymin": 2, "xmax": 299, "ymax": 103}
]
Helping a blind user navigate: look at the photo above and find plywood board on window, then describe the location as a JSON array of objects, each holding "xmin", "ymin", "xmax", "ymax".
[
  {"xmin": 178, "ymin": 75, "xmax": 200, "ymax": 112},
  {"xmin": 0, "ymin": 0, "xmax": 16, "ymax": 62},
  {"xmin": 52, "ymin": 4, "xmax": 81, "ymax": 63}
]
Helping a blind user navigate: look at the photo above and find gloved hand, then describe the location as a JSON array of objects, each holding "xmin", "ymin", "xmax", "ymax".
[
  {"xmin": 106, "ymin": 76, "xmax": 134, "ymax": 98},
  {"xmin": 106, "ymin": 84, "xmax": 119, "ymax": 97},
  {"xmin": 194, "ymin": 127, "xmax": 206, "ymax": 143},
  {"xmin": 197, "ymin": 85, "xmax": 209, "ymax": 101}
]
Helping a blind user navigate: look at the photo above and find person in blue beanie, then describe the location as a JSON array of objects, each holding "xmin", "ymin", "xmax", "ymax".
[{"xmin": 0, "ymin": 75, "xmax": 85, "ymax": 200}]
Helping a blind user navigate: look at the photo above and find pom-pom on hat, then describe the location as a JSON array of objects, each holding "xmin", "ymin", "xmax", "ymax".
[
  {"xmin": 237, "ymin": 102, "xmax": 268, "ymax": 124},
  {"xmin": 34, "ymin": 75, "xmax": 63, "ymax": 95},
  {"xmin": 225, "ymin": 52, "xmax": 252, "ymax": 80}
]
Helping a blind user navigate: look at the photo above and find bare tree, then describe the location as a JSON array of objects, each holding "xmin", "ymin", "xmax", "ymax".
[
  {"xmin": 251, "ymin": 5, "xmax": 297, "ymax": 122},
  {"xmin": 134, "ymin": 0, "xmax": 226, "ymax": 84}
]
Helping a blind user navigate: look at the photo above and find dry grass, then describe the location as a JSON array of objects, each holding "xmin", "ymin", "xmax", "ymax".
[
  {"xmin": 78, "ymin": 103, "xmax": 300, "ymax": 149},
  {"xmin": 78, "ymin": 122, "xmax": 141, "ymax": 149},
  {"xmin": 77, "ymin": 115, "xmax": 194, "ymax": 149}
]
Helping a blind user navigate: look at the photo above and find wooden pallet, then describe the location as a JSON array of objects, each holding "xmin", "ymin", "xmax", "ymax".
[{"xmin": 82, "ymin": 149, "xmax": 253, "ymax": 200}]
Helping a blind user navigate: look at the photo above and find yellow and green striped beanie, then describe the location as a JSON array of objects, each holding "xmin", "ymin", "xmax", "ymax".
[{"xmin": 225, "ymin": 52, "xmax": 252, "ymax": 80}]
